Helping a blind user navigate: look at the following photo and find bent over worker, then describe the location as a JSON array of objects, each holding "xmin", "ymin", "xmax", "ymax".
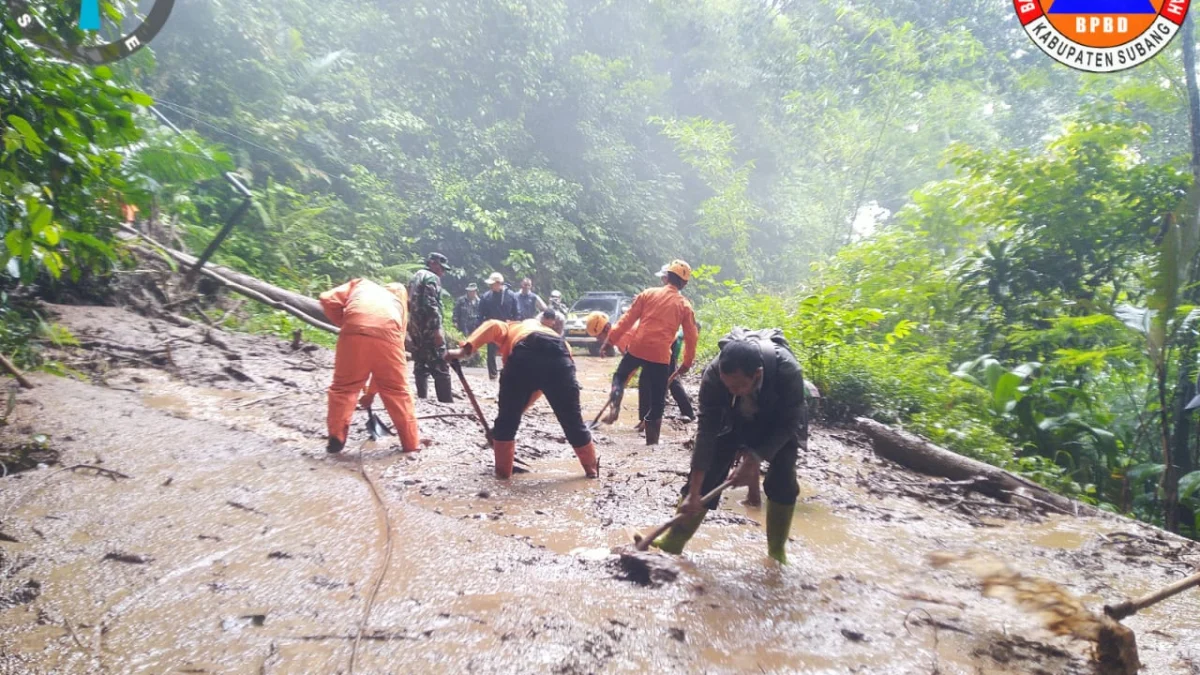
[
  {"xmin": 653, "ymin": 329, "xmax": 807, "ymax": 564},
  {"xmin": 599, "ymin": 260, "xmax": 698, "ymax": 445},
  {"xmin": 320, "ymin": 279, "xmax": 420, "ymax": 454},
  {"xmin": 445, "ymin": 319, "xmax": 599, "ymax": 480}
]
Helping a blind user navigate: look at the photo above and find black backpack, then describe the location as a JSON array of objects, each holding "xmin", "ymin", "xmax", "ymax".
[{"xmin": 718, "ymin": 327, "xmax": 793, "ymax": 381}]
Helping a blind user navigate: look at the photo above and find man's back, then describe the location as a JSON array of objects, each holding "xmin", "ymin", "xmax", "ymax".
[
  {"xmin": 408, "ymin": 269, "xmax": 442, "ymax": 324},
  {"xmin": 481, "ymin": 288, "xmax": 517, "ymax": 320},
  {"xmin": 610, "ymin": 285, "xmax": 697, "ymax": 365}
]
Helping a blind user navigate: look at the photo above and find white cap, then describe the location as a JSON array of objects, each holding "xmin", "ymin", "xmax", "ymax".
[
  {"xmin": 551, "ymin": 290, "xmax": 562, "ymax": 298},
  {"xmin": 486, "ymin": 272, "xmax": 505, "ymax": 284}
]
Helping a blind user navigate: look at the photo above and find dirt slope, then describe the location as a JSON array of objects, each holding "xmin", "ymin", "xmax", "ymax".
[{"xmin": 1, "ymin": 304, "xmax": 1198, "ymax": 674}]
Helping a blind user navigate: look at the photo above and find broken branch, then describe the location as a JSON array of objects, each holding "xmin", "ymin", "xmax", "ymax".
[{"xmin": 0, "ymin": 353, "xmax": 34, "ymax": 389}]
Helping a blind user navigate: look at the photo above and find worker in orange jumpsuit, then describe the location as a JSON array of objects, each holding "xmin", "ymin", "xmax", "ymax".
[
  {"xmin": 320, "ymin": 279, "xmax": 420, "ymax": 454},
  {"xmin": 598, "ymin": 260, "xmax": 699, "ymax": 445},
  {"xmin": 445, "ymin": 318, "xmax": 599, "ymax": 479}
]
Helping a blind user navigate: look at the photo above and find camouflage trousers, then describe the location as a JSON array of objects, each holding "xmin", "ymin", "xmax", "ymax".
[{"xmin": 410, "ymin": 332, "xmax": 452, "ymax": 403}]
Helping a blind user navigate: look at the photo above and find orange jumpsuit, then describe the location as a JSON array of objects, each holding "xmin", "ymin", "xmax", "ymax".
[
  {"xmin": 320, "ymin": 279, "xmax": 420, "ymax": 451},
  {"xmin": 608, "ymin": 285, "xmax": 698, "ymax": 368},
  {"xmin": 604, "ymin": 286, "xmax": 699, "ymax": 431}
]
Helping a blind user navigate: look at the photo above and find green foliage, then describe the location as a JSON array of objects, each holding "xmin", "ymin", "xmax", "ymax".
[
  {"xmin": 5, "ymin": 0, "xmax": 1200, "ymax": 535},
  {"xmin": 1, "ymin": 27, "xmax": 147, "ymax": 283}
]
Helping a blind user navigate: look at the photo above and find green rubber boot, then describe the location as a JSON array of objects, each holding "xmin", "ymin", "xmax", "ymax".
[
  {"xmin": 765, "ymin": 500, "xmax": 795, "ymax": 565},
  {"xmin": 651, "ymin": 511, "xmax": 706, "ymax": 554}
]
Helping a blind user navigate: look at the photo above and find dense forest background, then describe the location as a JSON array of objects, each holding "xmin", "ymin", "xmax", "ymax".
[{"xmin": 6, "ymin": 0, "xmax": 1200, "ymax": 535}]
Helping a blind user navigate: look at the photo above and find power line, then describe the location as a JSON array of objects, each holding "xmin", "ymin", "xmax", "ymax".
[{"xmin": 151, "ymin": 100, "xmax": 302, "ymax": 166}]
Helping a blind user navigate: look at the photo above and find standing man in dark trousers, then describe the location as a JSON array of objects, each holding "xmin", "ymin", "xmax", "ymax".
[
  {"xmin": 408, "ymin": 252, "xmax": 453, "ymax": 402},
  {"xmin": 653, "ymin": 329, "xmax": 808, "ymax": 565},
  {"xmin": 479, "ymin": 272, "xmax": 519, "ymax": 380},
  {"xmin": 599, "ymin": 260, "xmax": 699, "ymax": 445}
]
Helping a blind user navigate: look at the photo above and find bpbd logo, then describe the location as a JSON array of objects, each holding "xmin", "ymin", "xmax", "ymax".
[
  {"xmin": 8, "ymin": 0, "xmax": 175, "ymax": 65},
  {"xmin": 1014, "ymin": 0, "xmax": 1191, "ymax": 72}
]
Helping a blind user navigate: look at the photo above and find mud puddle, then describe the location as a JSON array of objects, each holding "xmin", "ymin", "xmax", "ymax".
[{"xmin": 2, "ymin": 304, "xmax": 1199, "ymax": 674}]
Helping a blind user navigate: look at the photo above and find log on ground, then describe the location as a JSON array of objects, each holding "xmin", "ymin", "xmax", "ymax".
[{"xmin": 855, "ymin": 417, "xmax": 1100, "ymax": 517}]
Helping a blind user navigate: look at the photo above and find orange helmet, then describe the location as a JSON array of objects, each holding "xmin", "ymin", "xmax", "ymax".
[
  {"xmin": 666, "ymin": 259, "xmax": 692, "ymax": 283},
  {"xmin": 586, "ymin": 311, "xmax": 610, "ymax": 337}
]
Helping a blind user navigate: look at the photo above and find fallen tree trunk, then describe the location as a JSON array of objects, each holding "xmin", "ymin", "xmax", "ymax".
[
  {"xmin": 118, "ymin": 225, "xmax": 328, "ymax": 327},
  {"xmin": 855, "ymin": 417, "xmax": 1101, "ymax": 517},
  {"xmin": 119, "ymin": 226, "xmax": 338, "ymax": 335}
]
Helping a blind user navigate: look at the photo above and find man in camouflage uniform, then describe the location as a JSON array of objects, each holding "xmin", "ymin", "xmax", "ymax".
[{"xmin": 408, "ymin": 252, "xmax": 453, "ymax": 402}]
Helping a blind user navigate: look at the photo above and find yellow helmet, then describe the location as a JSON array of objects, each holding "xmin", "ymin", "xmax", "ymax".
[
  {"xmin": 666, "ymin": 259, "xmax": 692, "ymax": 283},
  {"xmin": 586, "ymin": 311, "xmax": 610, "ymax": 337}
]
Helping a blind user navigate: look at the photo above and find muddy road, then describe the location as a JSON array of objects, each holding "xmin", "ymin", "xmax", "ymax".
[{"xmin": 2, "ymin": 304, "xmax": 1199, "ymax": 674}]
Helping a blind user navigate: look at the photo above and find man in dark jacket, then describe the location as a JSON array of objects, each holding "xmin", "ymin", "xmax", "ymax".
[
  {"xmin": 478, "ymin": 272, "xmax": 520, "ymax": 379},
  {"xmin": 453, "ymin": 283, "xmax": 482, "ymax": 335},
  {"xmin": 516, "ymin": 277, "xmax": 546, "ymax": 320},
  {"xmin": 652, "ymin": 329, "xmax": 807, "ymax": 564}
]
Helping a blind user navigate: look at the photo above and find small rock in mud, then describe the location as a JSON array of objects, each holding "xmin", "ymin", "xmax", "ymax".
[
  {"xmin": 0, "ymin": 580, "xmax": 41, "ymax": 609},
  {"xmin": 615, "ymin": 549, "xmax": 679, "ymax": 587},
  {"xmin": 221, "ymin": 614, "xmax": 266, "ymax": 632},
  {"xmin": 668, "ymin": 627, "xmax": 686, "ymax": 642},
  {"xmin": 477, "ymin": 490, "xmax": 491, "ymax": 499},
  {"xmin": 267, "ymin": 551, "xmax": 293, "ymax": 559},
  {"xmin": 103, "ymin": 551, "xmax": 152, "ymax": 564},
  {"xmin": 840, "ymin": 628, "xmax": 866, "ymax": 642}
]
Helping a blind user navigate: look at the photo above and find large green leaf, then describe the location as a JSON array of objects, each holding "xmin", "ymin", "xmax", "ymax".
[{"xmin": 1179, "ymin": 471, "xmax": 1200, "ymax": 502}]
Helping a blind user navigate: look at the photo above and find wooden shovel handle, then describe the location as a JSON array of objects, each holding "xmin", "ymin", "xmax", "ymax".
[
  {"xmin": 634, "ymin": 480, "xmax": 735, "ymax": 551},
  {"xmin": 450, "ymin": 359, "xmax": 493, "ymax": 446},
  {"xmin": 588, "ymin": 397, "xmax": 613, "ymax": 429},
  {"xmin": 1105, "ymin": 570, "xmax": 1200, "ymax": 621}
]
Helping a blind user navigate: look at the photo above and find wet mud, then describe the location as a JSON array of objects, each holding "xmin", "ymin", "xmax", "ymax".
[{"xmin": 1, "ymin": 303, "xmax": 1199, "ymax": 674}]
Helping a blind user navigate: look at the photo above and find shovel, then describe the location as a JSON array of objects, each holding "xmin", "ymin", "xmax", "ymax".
[
  {"xmin": 1105, "ymin": 569, "xmax": 1200, "ymax": 621},
  {"xmin": 632, "ymin": 479, "xmax": 735, "ymax": 551},
  {"xmin": 451, "ymin": 359, "xmax": 493, "ymax": 446},
  {"xmin": 586, "ymin": 397, "xmax": 613, "ymax": 431},
  {"xmin": 364, "ymin": 406, "xmax": 393, "ymax": 441},
  {"xmin": 450, "ymin": 360, "xmax": 530, "ymax": 472}
]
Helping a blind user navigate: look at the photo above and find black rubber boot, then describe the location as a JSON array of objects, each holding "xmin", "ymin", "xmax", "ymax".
[
  {"xmin": 645, "ymin": 419, "xmax": 662, "ymax": 445},
  {"xmin": 326, "ymin": 436, "xmax": 345, "ymax": 454},
  {"xmin": 602, "ymin": 382, "xmax": 625, "ymax": 425},
  {"xmin": 433, "ymin": 369, "xmax": 453, "ymax": 403},
  {"xmin": 675, "ymin": 390, "xmax": 695, "ymax": 420},
  {"xmin": 414, "ymin": 370, "xmax": 429, "ymax": 399}
]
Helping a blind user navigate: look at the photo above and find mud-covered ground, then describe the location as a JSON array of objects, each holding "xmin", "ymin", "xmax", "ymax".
[{"xmin": 1, "ymin": 303, "xmax": 1199, "ymax": 674}]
